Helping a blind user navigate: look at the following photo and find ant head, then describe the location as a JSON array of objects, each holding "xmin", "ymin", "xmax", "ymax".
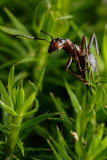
[
  {"xmin": 48, "ymin": 38, "xmax": 66, "ymax": 54},
  {"xmin": 14, "ymin": 30, "xmax": 65, "ymax": 54},
  {"xmin": 40, "ymin": 31, "xmax": 66, "ymax": 53}
]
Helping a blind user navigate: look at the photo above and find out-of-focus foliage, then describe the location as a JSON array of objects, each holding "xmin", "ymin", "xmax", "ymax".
[{"xmin": 0, "ymin": 0, "xmax": 107, "ymax": 159}]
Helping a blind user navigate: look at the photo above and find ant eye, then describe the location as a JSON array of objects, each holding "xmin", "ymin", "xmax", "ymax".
[{"xmin": 60, "ymin": 39, "xmax": 63, "ymax": 43}]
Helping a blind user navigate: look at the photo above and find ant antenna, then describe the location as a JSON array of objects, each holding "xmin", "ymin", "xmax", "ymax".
[
  {"xmin": 13, "ymin": 34, "xmax": 50, "ymax": 43},
  {"xmin": 40, "ymin": 30, "xmax": 53, "ymax": 40}
]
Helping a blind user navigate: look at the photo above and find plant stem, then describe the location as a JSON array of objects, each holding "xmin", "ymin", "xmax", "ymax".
[{"xmin": 5, "ymin": 116, "xmax": 22, "ymax": 160}]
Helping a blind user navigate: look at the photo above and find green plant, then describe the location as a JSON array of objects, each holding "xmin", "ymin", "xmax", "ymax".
[
  {"xmin": 48, "ymin": 79, "xmax": 107, "ymax": 160},
  {"xmin": 0, "ymin": 0, "xmax": 107, "ymax": 159},
  {"xmin": 0, "ymin": 66, "xmax": 58, "ymax": 159}
]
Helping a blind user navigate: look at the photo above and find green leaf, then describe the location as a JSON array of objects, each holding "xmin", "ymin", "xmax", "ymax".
[
  {"xmin": 16, "ymin": 80, "xmax": 25, "ymax": 114},
  {"xmin": 49, "ymin": 137, "xmax": 72, "ymax": 160},
  {"xmin": 0, "ymin": 141, "xmax": 6, "ymax": 144},
  {"xmin": 38, "ymin": 12, "xmax": 47, "ymax": 31},
  {"xmin": 0, "ymin": 60, "xmax": 18, "ymax": 71},
  {"xmin": 0, "ymin": 150, "xmax": 5, "ymax": 155},
  {"xmin": 21, "ymin": 81, "xmax": 37, "ymax": 116},
  {"xmin": 0, "ymin": 100, "xmax": 17, "ymax": 116},
  {"xmin": 25, "ymin": 147, "xmax": 50, "ymax": 152},
  {"xmin": 76, "ymin": 111, "xmax": 82, "ymax": 136},
  {"xmin": 2, "ymin": 111, "xmax": 10, "ymax": 128},
  {"xmin": 16, "ymin": 138, "xmax": 24, "ymax": 156},
  {"xmin": 21, "ymin": 113, "xmax": 58, "ymax": 129},
  {"xmin": 55, "ymin": 15, "xmax": 73, "ymax": 20},
  {"xmin": 3, "ymin": 7, "xmax": 33, "ymax": 52},
  {"xmin": 34, "ymin": 124, "xmax": 50, "ymax": 139},
  {"xmin": 8, "ymin": 66, "xmax": 15, "ymax": 102},
  {"xmin": 47, "ymin": 139, "xmax": 61, "ymax": 160},
  {"xmin": 102, "ymin": 25, "xmax": 107, "ymax": 70},
  {"xmin": 0, "ymin": 123, "xmax": 9, "ymax": 133},
  {"xmin": 64, "ymin": 79, "xmax": 81, "ymax": 113},
  {"xmin": 11, "ymin": 154, "xmax": 20, "ymax": 160},
  {"xmin": 0, "ymin": 26, "xmax": 25, "ymax": 35},
  {"xmin": 19, "ymin": 126, "xmax": 34, "ymax": 139},
  {"xmin": 35, "ymin": 66, "xmax": 46, "ymax": 96},
  {"xmin": 91, "ymin": 136, "xmax": 107, "ymax": 159},
  {"xmin": 4, "ymin": 7, "xmax": 29, "ymax": 33},
  {"xmin": 0, "ymin": 80, "xmax": 12, "ymax": 108},
  {"xmin": 56, "ymin": 126, "xmax": 78, "ymax": 160},
  {"xmin": 33, "ymin": 2, "xmax": 47, "ymax": 34},
  {"xmin": 0, "ymin": 32, "xmax": 27, "ymax": 55},
  {"xmin": 16, "ymin": 55, "xmax": 37, "ymax": 64},
  {"xmin": 57, "ymin": 126, "xmax": 67, "ymax": 153},
  {"xmin": 50, "ymin": 92, "xmax": 72, "ymax": 128},
  {"xmin": 22, "ymin": 92, "xmax": 36, "ymax": 114},
  {"xmin": 97, "ymin": 123, "xmax": 104, "ymax": 141},
  {"xmin": 22, "ymin": 99, "xmax": 39, "ymax": 118}
]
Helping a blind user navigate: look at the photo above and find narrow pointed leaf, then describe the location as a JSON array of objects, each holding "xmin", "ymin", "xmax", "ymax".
[
  {"xmin": 0, "ymin": 80, "xmax": 12, "ymax": 107},
  {"xmin": 0, "ymin": 150, "xmax": 5, "ymax": 155},
  {"xmin": 0, "ymin": 123, "xmax": 9, "ymax": 133},
  {"xmin": 4, "ymin": 7, "xmax": 29, "ymax": 33},
  {"xmin": 76, "ymin": 110, "xmax": 82, "ymax": 137},
  {"xmin": 35, "ymin": 124, "xmax": 50, "ymax": 139},
  {"xmin": 0, "ymin": 100, "xmax": 17, "ymax": 116},
  {"xmin": 16, "ymin": 82, "xmax": 25, "ymax": 114},
  {"xmin": 17, "ymin": 138, "xmax": 24, "ymax": 156},
  {"xmin": 102, "ymin": 25, "xmax": 107, "ymax": 70},
  {"xmin": 0, "ymin": 26, "xmax": 25, "ymax": 35},
  {"xmin": 35, "ymin": 66, "xmax": 46, "ymax": 96},
  {"xmin": 11, "ymin": 155, "xmax": 20, "ymax": 160},
  {"xmin": 0, "ymin": 141, "xmax": 6, "ymax": 144},
  {"xmin": 50, "ymin": 137, "xmax": 72, "ymax": 160},
  {"xmin": 57, "ymin": 126, "xmax": 66, "ymax": 152},
  {"xmin": 21, "ymin": 113, "xmax": 58, "ymax": 129},
  {"xmin": 22, "ymin": 92, "xmax": 35, "ymax": 113},
  {"xmin": 64, "ymin": 79, "xmax": 81, "ymax": 113},
  {"xmin": 22, "ymin": 99, "xmax": 39, "ymax": 118},
  {"xmin": 3, "ymin": 7, "xmax": 33, "ymax": 52},
  {"xmin": 50, "ymin": 92, "xmax": 72, "ymax": 128},
  {"xmin": 91, "ymin": 136, "xmax": 107, "ymax": 159},
  {"xmin": 47, "ymin": 139, "xmax": 60, "ymax": 160},
  {"xmin": 8, "ymin": 66, "xmax": 15, "ymax": 101}
]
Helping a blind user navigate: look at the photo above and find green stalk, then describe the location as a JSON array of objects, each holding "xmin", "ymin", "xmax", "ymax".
[{"xmin": 5, "ymin": 116, "xmax": 22, "ymax": 160}]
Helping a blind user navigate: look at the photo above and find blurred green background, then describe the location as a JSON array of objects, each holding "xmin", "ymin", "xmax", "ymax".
[{"xmin": 0, "ymin": 0, "xmax": 107, "ymax": 159}]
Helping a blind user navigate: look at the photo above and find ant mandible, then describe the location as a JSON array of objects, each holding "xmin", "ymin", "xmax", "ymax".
[{"xmin": 14, "ymin": 30, "xmax": 99, "ymax": 83}]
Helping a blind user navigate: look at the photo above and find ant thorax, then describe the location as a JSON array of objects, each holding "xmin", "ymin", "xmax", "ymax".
[
  {"xmin": 63, "ymin": 39, "xmax": 81, "ymax": 55},
  {"xmin": 65, "ymin": 39, "xmax": 72, "ymax": 45},
  {"xmin": 73, "ymin": 44, "xmax": 81, "ymax": 53}
]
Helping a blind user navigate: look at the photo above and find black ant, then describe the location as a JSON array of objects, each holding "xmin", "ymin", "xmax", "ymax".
[{"xmin": 14, "ymin": 30, "xmax": 99, "ymax": 83}]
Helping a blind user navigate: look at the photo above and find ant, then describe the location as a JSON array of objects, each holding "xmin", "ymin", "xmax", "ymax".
[{"xmin": 14, "ymin": 30, "xmax": 99, "ymax": 83}]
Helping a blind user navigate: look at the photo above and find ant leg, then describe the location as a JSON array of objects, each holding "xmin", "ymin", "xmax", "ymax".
[
  {"xmin": 65, "ymin": 55, "xmax": 87, "ymax": 83},
  {"xmin": 75, "ymin": 55, "xmax": 83, "ymax": 72},
  {"xmin": 88, "ymin": 33, "xmax": 99, "ymax": 74},
  {"xmin": 81, "ymin": 35, "xmax": 89, "ymax": 71},
  {"xmin": 73, "ymin": 45, "xmax": 83, "ymax": 72}
]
